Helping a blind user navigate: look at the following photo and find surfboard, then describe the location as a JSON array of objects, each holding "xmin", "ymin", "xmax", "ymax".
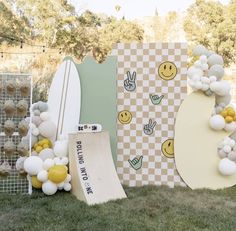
[
  {"xmin": 48, "ymin": 58, "xmax": 81, "ymax": 139},
  {"xmin": 175, "ymin": 91, "xmax": 236, "ymax": 190}
]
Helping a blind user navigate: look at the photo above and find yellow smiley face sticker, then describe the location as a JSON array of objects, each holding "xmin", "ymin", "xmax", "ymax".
[
  {"xmin": 161, "ymin": 139, "xmax": 174, "ymax": 158},
  {"xmin": 158, "ymin": 61, "xmax": 177, "ymax": 81},
  {"xmin": 118, "ymin": 110, "xmax": 132, "ymax": 124}
]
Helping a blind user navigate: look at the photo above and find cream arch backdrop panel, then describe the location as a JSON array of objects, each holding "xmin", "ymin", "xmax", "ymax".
[{"xmin": 175, "ymin": 91, "xmax": 236, "ymax": 190}]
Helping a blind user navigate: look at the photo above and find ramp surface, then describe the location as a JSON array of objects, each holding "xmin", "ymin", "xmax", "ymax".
[{"xmin": 69, "ymin": 131, "xmax": 127, "ymax": 205}]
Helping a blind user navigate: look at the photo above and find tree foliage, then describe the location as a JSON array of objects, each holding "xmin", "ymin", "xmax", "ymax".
[
  {"xmin": 0, "ymin": 0, "xmax": 143, "ymax": 101},
  {"xmin": 0, "ymin": 1, "xmax": 30, "ymax": 43},
  {"xmin": 184, "ymin": 0, "xmax": 236, "ymax": 65},
  {"xmin": 1, "ymin": 0, "xmax": 143, "ymax": 62}
]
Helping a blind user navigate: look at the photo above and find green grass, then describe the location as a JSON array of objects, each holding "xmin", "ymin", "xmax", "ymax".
[{"xmin": 0, "ymin": 186, "xmax": 236, "ymax": 231}]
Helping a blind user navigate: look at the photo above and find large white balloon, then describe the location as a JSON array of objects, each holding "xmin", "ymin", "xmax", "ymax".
[
  {"xmin": 192, "ymin": 45, "xmax": 208, "ymax": 56},
  {"xmin": 39, "ymin": 148, "xmax": 55, "ymax": 161},
  {"xmin": 42, "ymin": 180, "xmax": 58, "ymax": 195},
  {"xmin": 24, "ymin": 156, "xmax": 43, "ymax": 176},
  {"xmin": 210, "ymin": 81, "xmax": 230, "ymax": 96},
  {"xmin": 37, "ymin": 170, "xmax": 48, "ymax": 182},
  {"xmin": 219, "ymin": 158, "xmax": 236, "ymax": 176},
  {"xmin": 38, "ymin": 121, "xmax": 57, "ymax": 138},
  {"xmin": 208, "ymin": 64, "xmax": 224, "ymax": 80},
  {"xmin": 43, "ymin": 159, "xmax": 55, "ymax": 170},
  {"xmin": 54, "ymin": 140, "xmax": 68, "ymax": 157},
  {"xmin": 209, "ymin": 115, "xmax": 225, "ymax": 131},
  {"xmin": 208, "ymin": 54, "xmax": 224, "ymax": 66}
]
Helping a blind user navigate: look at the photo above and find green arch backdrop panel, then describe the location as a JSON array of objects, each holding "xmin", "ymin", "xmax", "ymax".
[{"xmin": 77, "ymin": 56, "xmax": 117, "ymax": 162}]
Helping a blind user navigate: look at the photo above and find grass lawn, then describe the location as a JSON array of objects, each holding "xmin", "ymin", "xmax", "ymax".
[{"xmin": 0, "ymin": 185, "xmax": 236, "ymax": 231}]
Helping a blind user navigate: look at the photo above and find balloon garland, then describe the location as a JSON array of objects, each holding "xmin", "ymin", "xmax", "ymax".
[
  {"xmin": 16, "ymin": 101, "xmax": 72, "ymax": 195},
  {"xmin": 187, "ymin": 45, "xmax": 236, "ymax": 176}
]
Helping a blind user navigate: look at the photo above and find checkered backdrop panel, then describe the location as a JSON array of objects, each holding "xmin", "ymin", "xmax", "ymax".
[{"xmin": 112, "ymin": 43, "xmax": 187, "ymax": 187}]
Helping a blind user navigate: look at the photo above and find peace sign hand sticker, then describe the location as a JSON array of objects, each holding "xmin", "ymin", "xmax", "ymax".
[
  {"xmin": 144, "ymin": 119, "xmax": 157, "ymax": 135},
  {"xmin": 124, "ymin": 71, "xmax": 136, "ymax": 92}
]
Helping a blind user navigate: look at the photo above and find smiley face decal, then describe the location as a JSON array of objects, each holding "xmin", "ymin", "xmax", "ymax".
[
  {"xmin": 161, "ymin": 139, "xmax": 174, "ymax": 158},
  {"xmin": 118, "ymin": 110, "xmax": 132, "ymax": 124},
  {"xmin": 158, "ymin": 61, "xmax": 177, "ymax": 81}
]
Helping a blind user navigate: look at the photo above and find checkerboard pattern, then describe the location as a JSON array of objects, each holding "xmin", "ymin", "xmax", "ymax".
[{"xmin": 112, "ymin": 43, "xmax": 188, "ymax": 187}]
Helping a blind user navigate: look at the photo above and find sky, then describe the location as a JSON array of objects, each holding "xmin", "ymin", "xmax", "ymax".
[{"xmin": 69, "ymin": 0, "xmax": 231, "ymax": 19}]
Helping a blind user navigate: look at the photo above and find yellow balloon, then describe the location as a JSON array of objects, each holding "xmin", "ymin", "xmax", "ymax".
[
  {"xmin": 48, "ymin": 165, "xmax": 67, "ymax": 183},
  {"xmin": 31, "ymin": 175, "xmax": 42, "ymax": 189},
  {"xmin": 225, "ymin": 116, "xmax": 233, "ymax": 123},
  {"xmin": 35, "ymin": 146, "xmax": 43, "ymax": 153}
]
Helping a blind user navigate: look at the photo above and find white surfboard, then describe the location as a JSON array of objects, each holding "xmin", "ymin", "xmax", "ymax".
[{"xmin": 48, "ymin": 58, "xmax": 81, "ymax": 139}]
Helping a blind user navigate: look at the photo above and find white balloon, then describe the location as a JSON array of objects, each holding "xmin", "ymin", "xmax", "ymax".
[
  {"xmin": 54, "ymin": 140, "xmax": 68, "ymax": 157},
  {"xmin": 194, "ymin": 60, "xmax": 202, "ymax": 68},
  {"xmin": 38, "ymin": 148, "xmax": 54, "ymax": 161},
  {"xmin": 32, "ymin": 128, "xmax": 40, "ymax": 136},
  {"xmin": 229, "ymin": 139, "xmax": 236, "ymax": 148},
  {"xmin": 219, "ymin": 158, "xmax": 236, "ymax": 176},
  {"xmin": 224, "ymin": 122, "xmax": 236, "ymax": 133},
  {"xmin": 208, "ymin": 64, "xmax": 224, "ymax": 80},
  {"xmin": 57, "ymin": 182, "xmax": 64, "ymax": 190},
  {"xmin": 31, "ymin": 151, "xmax": 38, "ymax": 156},
  {"xmin": 16, "ymin": 156, "xmax": 27, "ymax": 172},
  {"xmin": 24, "ymin": 156, "xmax": 43, "ymax": 176},
  {"xmin": 42, "ymin": 180, "xmax": 57, "ymax": 195},
  {"xmin": 208, "ymin": 54, "xmax": 224, "ymax": 66},
  {"xmin": 218, "ymin": 149, "xmax": 227, "ymax": 158},
  {"xmin": 200, "ymin": 55, "xmax": 208, "ymax": 63},
  {"xmin": 187, "ymin": 66, "xmax": 203, "ymax": 79},
  {"xmin": 210, "ymin": 81, "xmax": 230, "ymax": 96},
  {"xmin": 202, "ymin": 63, "xmax": 209, "ymax": 71},
  {"xmin": 223, "ymin": 145, "xmax": 231, "ymax": 154},
  {"xmin": 216, "ymin": 94, "xmax": 231, "ymax": 106},
  {"xmin": 209, "ymin": 115, "xmax": 225, "ymax": 130},
  {"xmin": 64, "ymin": 183, "xmax": 72, "ymax": 191},
  {"xmin": 192, "ymin": 45, "xmax": 208, "ymax": 56},
  {"xmin": 38, "ymin": 121, "xmax": 56, "ymax": 138},
  {"xmin": 30, "ymin": 123, "xmax": 36, "ymax": 129},
  {"xmin": 228, "ymin": 151, "xmax": 236, "ymax": 161},
  {"xmin": 54, "ymin": 157, "xmax": 62, "ymax": 165},
  {"xmin": 218, "ymin": 141, "xmax": 224, "ymax": 149},
  {"xmin": 209, "ymin": 76, "xmax": 217, "ymax": 82},
  {"xmin": 37, "ymin": 170, "xmax": 48, "ymax": 182},
  {"xmin": 61, "ymin": 157, "xmax": 69, "ymax": 165},
  {"xmin": 43, "ymin": 159, "xmax": 55, "ymax": 170},
  {"xmin": 201, "ymin": 76, "xmax": 210, "ymax": 84},
  {"xmin": 195, "ymin": 81, "xmax": 202, "ymax": 90},
  {"xmin": 202, "ymin": 84, "xmax": 209, "ymax": 91},
  {"xmin": 40, "ymin": 112, "xmax": 50, "ymax": 121},
  {"xmin": 192, "ymin": 75, "xmax": 201, "ymax": 82},
  {"xmin": 65, "ymin": 174, "xmax": 72, "ymax": 183},
  {"xmin": 32, "ymin": 116, "xmax": 42, "ymax": 126}
]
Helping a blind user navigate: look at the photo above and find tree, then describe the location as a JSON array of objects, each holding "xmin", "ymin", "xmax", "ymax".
[
  {"xmin": 0, "ymin": 1, "xmax": 30, "ymax": 44},
  {"xmin": 0, "ymin": 0, "xmax": 144, "ymax": 101},
  {"xmin": 94, "ymin": 17, "xmax": 143, "ymax": 62},
  {"xmin": 151, "ymin": 11, "xmax": 182, "ymax": 42},
  {"xmin": 184, "ymin": 0, "xmax": 236, "ymax": 65}
]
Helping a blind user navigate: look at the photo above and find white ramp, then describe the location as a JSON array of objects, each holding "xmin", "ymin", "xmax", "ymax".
[{"xmin": 68, "ymin": 131, "xmax": 127, "ymax": 205}]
